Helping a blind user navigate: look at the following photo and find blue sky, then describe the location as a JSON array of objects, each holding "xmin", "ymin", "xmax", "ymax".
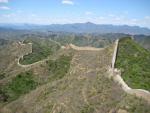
[{"xmin": 0, "ymin": 0, "xmax": 150, "ymax": 28}]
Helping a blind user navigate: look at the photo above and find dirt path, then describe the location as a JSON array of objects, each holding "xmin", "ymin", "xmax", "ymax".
[{"xmin": 69, "ymin": 44, "xmax": 103, "ymax": 51}]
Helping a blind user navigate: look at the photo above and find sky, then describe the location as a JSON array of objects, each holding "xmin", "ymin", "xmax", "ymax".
[{"xmin": 0, "ymin": 0, "xmax": 150, "ymax": 28}]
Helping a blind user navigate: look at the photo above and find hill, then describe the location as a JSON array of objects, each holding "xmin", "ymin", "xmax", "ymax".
[
  {"xmin": 0, "ymin": 40, "xmax": 32, "ymax": 79},
  {"xmin": 1, "ymin": 22, "xmax": 150, "ymax": 35},
  {"xmin": 134, "ymin": 35, "xmax": 150, "ymax": 50},
  {"xmin": 116, "ymin": 37, "xmax": 150, "ymax": 90},
  {"xmin": 0, "ymin": 38, "xmax": 149, "ymax": 113},
  {"xmin": 1, "ymin": 27, "xmax": 150, "ymax": 51},
  {"xmin": 19, "ymin": 38, "xmax": 60, "ymax": 64}
]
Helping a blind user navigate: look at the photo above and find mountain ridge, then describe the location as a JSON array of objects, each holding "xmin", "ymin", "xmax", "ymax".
[{"xmin": 0, "ymin": 22, "xmax": 150, "ymax": 35}]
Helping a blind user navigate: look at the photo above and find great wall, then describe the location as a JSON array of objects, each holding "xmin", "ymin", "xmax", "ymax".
[
  {"xmin": 109, "ymin": 39, "xmax": 150, "ymax": 103},
  {"xmin": 18, "ymin": 40, "xmax": 150, "ymax": 103}
]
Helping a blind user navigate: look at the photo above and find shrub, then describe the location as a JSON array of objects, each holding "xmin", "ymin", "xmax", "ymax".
[
  {"xmin": 47, "ymin": 55, "xmax": 72, "ymax": 81},
  {"xmin": 20, "ymin": 38, "xmax": 60, "ymax": 64},
  {"xmin": 116, "ymin": 37, "xmax": 150, "ymax": 90},
  {"xmin": 0, "ymin": 71, "xmax": 37, "ymax": 102}
]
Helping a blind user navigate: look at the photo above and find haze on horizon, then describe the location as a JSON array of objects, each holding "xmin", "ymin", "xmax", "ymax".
[{"xmin": 0, "ymin": 0, "xmax": 150, "ymax": 28}]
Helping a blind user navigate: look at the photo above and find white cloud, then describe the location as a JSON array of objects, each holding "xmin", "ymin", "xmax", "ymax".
[
  {"xmin": 114, "ymin": 17, "xmax": 121, "ymax": 21},
  {"xmin": 108, "ymin": 14, "xmax": 115, "ymax": 17},
  {"xmin": 85, "ymin": 11, "xmax": 93, "ymax": 15},
  {"xmin": 16, "ymin": 10, "xmax": 23, "ymax": 13},
  {"xmin": 145, "ymin": 16, "xmax": 150, "ymax": 19},
  {"xmin": 2, "ymin": 13, "xmax": 15, "ymax": 18},
  {"xmin": 124, "ymin": 11, "xmax": 129, "ymax": 15},
  {"xmin": 31, "ymin": 14, "xmax": 36, "ymax": 17},
  {"xmin": 0, "ymin": 6, "xmax": 10, "ymax": 10},
  {"xmin": 0, "ymin": 0, "xmax": 8, "ymax": 3},
  {"xmin": 62, "ymin": 0, "xmax": 74, "ymax": 5},
  {"xmin": 0, "ymin": 11, "xmax": 150, "ymax": 28}
]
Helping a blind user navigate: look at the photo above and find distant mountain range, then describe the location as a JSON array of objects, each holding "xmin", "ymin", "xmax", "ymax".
[{"xmin": 0, "ymin": 22, "xmax": 150, "ymax": 35}]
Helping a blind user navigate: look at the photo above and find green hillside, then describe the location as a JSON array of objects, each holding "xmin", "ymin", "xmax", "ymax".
[
  {"xmin": 50, "ymin": 34, "xmax": 112, "ymax": 48},
  {"xmin": 0, "ymin": 54, "xmax": 72, "ymax": 104},
  {"xmin": 0, "ymin": 38, "xmax": 149, "ymax": 113},
  {"xmin": 0, "ymin": 71, "xmax": 37, "ymax": 103},
  {"xmin": 134, "ymin": 35, "xmax": 150, "ymax": 51},
  {"xmin": 116, "ymin": 37, "xmax": 150, "ymax": 91},
  {"xmin": 19, "ymin": 38, "xmax": 60, "ymax": 64}
]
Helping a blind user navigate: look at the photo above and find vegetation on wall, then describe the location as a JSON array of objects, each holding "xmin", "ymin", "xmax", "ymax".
[
  {"xmin": 116, "ymin": 37, "xmax": 150, "ymax": 90},
  {"xmin": 20, "ymin": 38, "xmax": 60, "ymax": 65}
]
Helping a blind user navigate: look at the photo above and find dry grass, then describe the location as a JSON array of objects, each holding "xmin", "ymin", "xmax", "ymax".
[{"xmin": 0, "ymin": 42, "xmax": 150, "ymax": 113}]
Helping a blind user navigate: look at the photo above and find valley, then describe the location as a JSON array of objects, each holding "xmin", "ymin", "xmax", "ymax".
[{"xmin": 0, "ymin": 36, "xmax": 150, "ymax": 113}]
